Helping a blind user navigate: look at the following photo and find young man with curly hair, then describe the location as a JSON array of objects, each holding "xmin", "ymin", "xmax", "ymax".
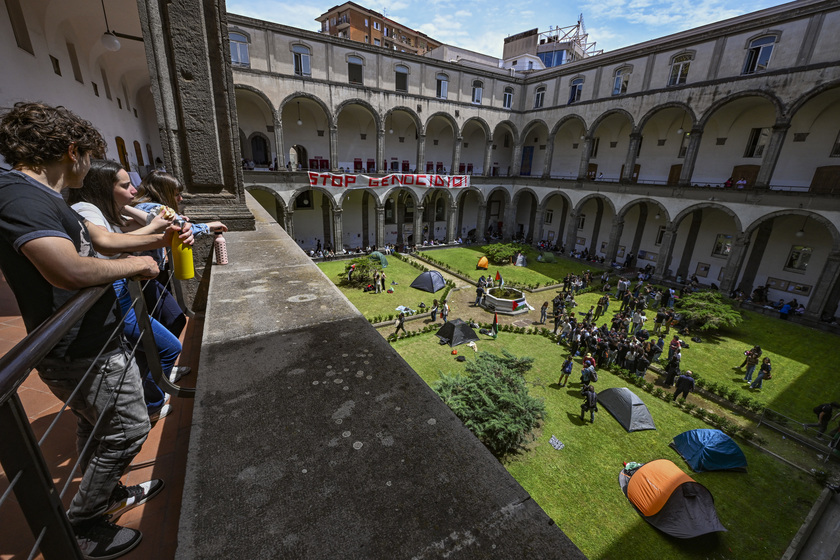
[{"xmin": 0, "ymin": 102, "xmax": 192, "ymax": 559}]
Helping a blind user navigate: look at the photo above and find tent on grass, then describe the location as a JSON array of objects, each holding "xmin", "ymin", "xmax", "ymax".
[
  {"xmin": 435, "ymin": 319, "xmax": 480, "ymax": 347},
  {"xmin": 539, "ymin": 252, "xmax": 556, "ymax": 263},
  {"xmin": 477, "ymin": 256, "xmax": 489, "ymax": 269},
  {"xmin": 410, "ymin": 270, "xmax": 446, "ymax": 293},
  {"xmin": 670, "ymin": 429, "xmax": 748, "ymax": 472},
  {"xmin": 369, "ymin": 251, "xmax": 388, "ymax": 267},
  {"xmin": 597, "ymin": 387, "xmax": 656, "ymax": 432},
  {"xmin": 619, "ymin": 459, "xmax": 727, "ymax": 538}
]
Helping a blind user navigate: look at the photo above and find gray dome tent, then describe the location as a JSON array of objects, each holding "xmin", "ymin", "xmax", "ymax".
[
  {"xmin": 410, "ymin": 270, "xmax": 446, "ymax": 293},
  {"xmin": 597, "ymin": 387, "xmax": 656, "ymax": 432},
  {"xmin": 435, "ymin": 319, "xmax": 480, "ymax": 347}
]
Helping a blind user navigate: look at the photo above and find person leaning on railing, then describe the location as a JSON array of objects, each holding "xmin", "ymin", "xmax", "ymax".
[
  {"xmin": 0, "ymin": 102, "xmax": 194, "ymax": 559},
  {"xmin": 68, "ymin": 159, "xmax": 189, "ymax": 423}
]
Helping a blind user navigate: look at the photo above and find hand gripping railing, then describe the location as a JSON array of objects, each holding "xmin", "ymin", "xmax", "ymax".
[{"xmin": 0, "ymin": 277, "xmax": 193, "ymax": 558}]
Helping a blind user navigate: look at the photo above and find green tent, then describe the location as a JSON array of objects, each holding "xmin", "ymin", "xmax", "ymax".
[
  {"xmin": 369, "ymin": 251, "xmax": 388, "ymax": 267},
  {"xmin": 540, "ymin": 252, "xmax": 556, "ymax": 263}
]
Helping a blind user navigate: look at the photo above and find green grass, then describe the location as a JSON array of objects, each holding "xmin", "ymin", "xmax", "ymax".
[
  {"xmin": 419, "ymin": 246, "xmax": 596, "ymax": 285},
  {"xmin": 317, "ymin": 257, "xmax": 440, "ymax": 320},
  {"xmin": 393, "ymin": 332, "xmax": 821, "ymax": 560}
]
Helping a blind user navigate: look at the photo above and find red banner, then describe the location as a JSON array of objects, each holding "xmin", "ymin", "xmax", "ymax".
[{"xmin": 308, "ymin": 172, "xmax": 470, "ymax": 188}]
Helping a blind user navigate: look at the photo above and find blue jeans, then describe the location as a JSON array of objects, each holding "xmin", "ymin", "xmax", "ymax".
[
  {"xmin": 744, "ymin": 364, "xmax": 757, "ymax": 382},
  {"xmin": 38, "ymin": 348, "xmax": 149, "ymax": 526},
  {"xmin": 116, "ymin": 280, "xmax": 182, "ymax": 413},
  {"xmin": 540, "ymin": 309, "xmax": 547, "ymax": 323},
  {"xmin": 750, "ymin": 372, "xmax": 766, "ymax": 389}
]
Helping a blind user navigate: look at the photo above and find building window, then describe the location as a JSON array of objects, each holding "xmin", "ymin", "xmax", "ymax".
[
  {"xmin": 373, "ymin": 21, "xmax": 380, "ymax": 30},
  {"xmin": 348, "ymin": 55, "xmax": 363, "ymax": 85},
  {"xmin": 374, "ymin": 38, "xmax": 381, "ymax": 46},
  {"xmin": 101, "ymin": 68, "xmax": 112, "ymax": 100},
  {"xmin": 568, "ymin": 78, "xmax": 583, "ymax": 104},
  {"xmin": 67, "ymin": 43, "xmax": 83, "ymax": 83},
  {"xmin": 293, "ymin": 45, "xmax": 311, "ymax": 77},
  {"xmin": 830, "ymin": 131, "xmax": 840, "ymax": 157},
  {"xmin": 471, "ymin": 80, "xmax": 483, "ymax": 104},
  {"xmin": 365, "ymin": 18, "xmax": 369, "ymax": 27},
  {"xmin": 534, "ymin": 86, "xmax": 545, "ymax": 109},
  {"xmin": 577, "ymin": 214, "xmax": 586, "ymax": 230},
  {"xmin": 436, "ymin": 73, "xmax": 448, "ymax": 99},
  {"xmin": 711, "ymin": 234, "xmax": 733, "ymax": 257},
  {"xmin": 503, "ymin": 87, "xmax": 513, "ymax": 109},
  {"xmin": 92, "ymin": 82, "xmax": 99, "ymax": 97},
  {"xmin": 545, "ymin": 209, "xmax": 554, "ymax": 225},
  {"xmin": 6, "ymin": 0, "xmax": 34, "ymax": 54},
  {"xmin": 743, "ymin": 36, "xmax": 775, "ymax": 75},
  {"xmin": 229, "ymin": 32, "xmax": 250, "ymax": 68},
  {"xmin": 589, "ymin": 137, "xmax": 600, "ymax": 159},
  {"xmin": 785, "ymin": 245, "xmax": 812, "ymax": 272},
  {"xmin": 612, "ymin": 68, "xmax": 629, "ymax": 96},
  {"xmin": 655, "ymin": 226, "xmax": 666, "ymax": 245},
  {"xmin": 50, "ymin": 55, "xmax": 61, "ymax": 76},
  {"xmin": 395, "ymin": 64, "xmax": 408, "ymax": 92},
  {"xmin": 365, "ymin": 35, "xmax": 369, "ymax": 43},
  {"xmin": 669, "ymin": 54, "xmax": 692, "ymax": 86},
  {"xmin": 744, "ymin": 127, "xmax": 771, "ymax": 158}
]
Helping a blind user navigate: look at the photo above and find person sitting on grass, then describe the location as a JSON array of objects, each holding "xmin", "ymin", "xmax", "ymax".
[{"xmin": 580, "ymin": 384, "xmax": 598, "ymax": 423}]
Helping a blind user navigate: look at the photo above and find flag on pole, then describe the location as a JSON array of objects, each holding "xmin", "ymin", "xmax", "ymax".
[
  {"xmin": 495, "ymin": 270, "xmax": 504, "ymax": 288},
  {"xmin": 492, "ymin": 312, "xmax": 499, "ymax": 338}
]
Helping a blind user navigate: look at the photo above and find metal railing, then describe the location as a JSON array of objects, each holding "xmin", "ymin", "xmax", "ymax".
[
  {"xmin": 756, "ymin": 408, "xmax": 840, "ymax": 464},
  {"xmin": 0, "ymin": 272, "xmax": 194, "ymax": 558}
]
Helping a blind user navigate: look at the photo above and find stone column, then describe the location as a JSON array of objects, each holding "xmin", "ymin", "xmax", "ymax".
[
  {"xmin": 283, "ymin": 209, "xmax": 294, "ymax": 239},
  {"xmin": 137, "ymin": 0, "xmax": 254, "ymax": 229},
  {"xmin": 375, "ymin": 206, "xmax": 385, "ymax": 249},
  {"xmin": 414, "ymin": 205, "xmax": 424, "ymax": 245},
  {"xmin": 621, "ymin": 133, "xmax": 641, "ymax": 183},
  {"xmin": 577, "ymin": 137, "xmax": 592, "ymax": 180},
  {"xmin": 416, "ymin": 134, "xmax": 426, "ymax": 173},
  {"xmin": 653, "ymin": 224, "xmax": 677, "ymax": 281},
  {"xmin": 605, "ymin": 219, "xmax": 625, "ymax": 264},
  {"xmin": 511, "ymin": 142, "xmax": 523, "ymax": 176},
  {"xmin": 719, "ymin": 233, "xmax": 750, "ymax": 294},
  {"xmin": 503, "ymin": 200, "xmax": 516, "ymax": 241},
  {"xmin": 483, "ymin": 140, "xmax": 493, "ymax": 177},
  {"xmin": 329, "ymin": 126, "xmax": 339, "ymax": 172},
  {"xmin": 678, "ymin": 130, "xmax": 703, "ymax": 186},
  {"xmin": 542, "ymin": 133, "xmax": 556, "ymax": 178},
  {"xmin": 451, "ymin": 136, "xmax": 462, "ymax": 175},
  {"xmin": 477, "ymin": 202, "xmax": 488, "ymax": 239},
  {"xmin": 446, "ymin": 204, "xmax": 458, "ymax": 242},
  {"xmin": 805, "ymin": 251, "xmax": 840, "ymax": 320},
  {"xmin": 755, "ymin": 123, "xmax": 790, "ymax": 189},
  {"xmin": 333, "ymin": 209, "xmax": 343, "ymax": 251},
  {"xmin": 376, "ymin": 129, "xmax": 385, "ymax": 173},
  {"xmin": 534, "ymin": 206, "xmax": 547, "ymax": 244},
  {"xmin": 564, "ymin": 211, "xmax": 579, "ymax": 250}
]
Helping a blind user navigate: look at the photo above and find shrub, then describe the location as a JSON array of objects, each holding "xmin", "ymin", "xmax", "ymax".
[
  {"xmin": 483, "ymin": 242, "xmax": 528, "ymax": 265},
  {"xmin": 696, "ymin": 378, "xmax": 706, "ymax": 389},
  {"xmin": 665, "ymin": 392, "xmax": 675, "ymax": 403},
  {"xmin": 653, "ymin": 387, "xmax": 664, "ymax": 398},
  {"xmin": 432, "ymin": 350, "xmax": 546, "ymax": 458},
  {"xmin": 675, "ymin": 290, "xmax": 744, "ymax": 332},
  {"xmin": 684, "ymin": 402, "xmax": 696, "ymax": 413},
  {"xmin": 726, "ymin": 388, "xmax": 740, "ymax": 402},
  {"xmin": 643, "ymin": 382, "xmax": 654, "ymax": 392}
]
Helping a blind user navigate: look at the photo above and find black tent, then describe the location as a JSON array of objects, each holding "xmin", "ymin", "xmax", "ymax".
[
  {"xmin": 410, "ymin": 270, "xmax": 446, "ymax": 293},
  {"xmin": 597, "ymin": 387, "xmax": 656, "ymax": 432},
  {"xmin": 435, "ymin": 319, "xmax": 480, "ymax": 347}
]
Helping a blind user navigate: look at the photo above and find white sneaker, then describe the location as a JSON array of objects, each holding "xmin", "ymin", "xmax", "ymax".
[
  {"xmin": 169, "ymin": 366, "xmax": 191, "ymax": 383},
  {"xmin": 149, "ymin": 404, "xmax": 172, "ymax": 423}
]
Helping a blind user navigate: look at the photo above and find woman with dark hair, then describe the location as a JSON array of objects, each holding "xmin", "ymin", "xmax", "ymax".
[
  {"xmin": 69, "ymin": 159, "xmax": 188, "ymax": 421},
  {"xmin": 750, "ymin": 357, "xmax": 772, "ymax": 390}
]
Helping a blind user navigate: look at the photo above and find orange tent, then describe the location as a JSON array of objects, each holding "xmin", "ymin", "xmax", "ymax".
[
  {"xmin": 477, "ymin": 256, "xmax": 489, "ymax": 269},
  {"xmin": 626, "ymin": 459, "xmax": 694, "ymax": 516}
]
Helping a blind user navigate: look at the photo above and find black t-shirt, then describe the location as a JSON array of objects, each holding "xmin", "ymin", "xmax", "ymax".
[{"xmin": 0, "ymin": 171, "xmax": 119, "ymax": 358}]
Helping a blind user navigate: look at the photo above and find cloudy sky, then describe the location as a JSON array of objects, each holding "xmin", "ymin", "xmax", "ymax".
[{"xmin": 226, "ymin": 0, "xmax": 792, "ymax": 57}]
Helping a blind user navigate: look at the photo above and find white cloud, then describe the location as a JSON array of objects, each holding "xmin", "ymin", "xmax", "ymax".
[{"xmin": 226, "ymin": 0, "xmax": 323, "ymax": 31}]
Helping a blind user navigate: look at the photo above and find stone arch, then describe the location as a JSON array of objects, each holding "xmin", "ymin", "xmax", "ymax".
[
  {"xmin": 290, "ymin": 186, "xmax": 339, "ymax": 211},
  {"xmin": 335, "ymin": 98, "xmax": 382, "ymax": 131},
  {"xmin": 698, "ymin": 90, "xmax": 785, "ymax": 128},
  {"xmin": 490, "ymin": 120, "xmax": 520, "ymax": 144},
  {"xmin": 786, "ymin": 79, "xmax": 840, "ymax": 118},
  {"xmin": 384, "ymin": 105, "xmax": 422, "ymax": 133},
  {"xmin": 616, "ymin": 198, "xmax": 670, "ymax": 222},
  {"xmin": 279, "ymin": 93, "xmax": 334, "ymax": 129},
  {"xmin": 520, "ymin": 118, "xmax": 550, "ymax": 139},
  {"xmin": 587, "ymin": 108, "xmax": 635, "ymax": 136},
  {"xmin": 425, "ymin": 111, "xmax": 460, "ymax": 137},
  {"xmin": 337, "ymin": 187, "xmax": 383, "ymax": 208},
  {"xmin": 572, "ymin": 193, "xmax": 616, "ymax": 216},
  {"xmin": 511, "ymin": 186, "xmax": 541, "ymax": 206},
  {"xmin": 744, "ymin": 210, "xmax": 840, "ymax": 251},
  {"xmin": 461, "ymin": 116, "xmax": 491, "ymax": 138},
  {"xmin": 485, "ymin": 186, "xmax": 512, "ymax": 206},
  {"xmin": 637, "ymin": 102, "xmax": 696, "ymax": 133},
  {"xmin": 235, "ymin": 84, "xmax": 279, "ymax": 123},
  {"xmin": 550, "ymin": 114, "xmax": 587, "ymax": 137},
  {"xmin": 537, "ymin": 191, "xmax": 572, "ymax": 213},
  {"xmin": 671, "ymin": 202, "xmax": 743, "ymax": 232},
  {"xmin": 456, "ymin": 187, "xmax": 486, "ymax": 206},
  {"xmin": 245, "ymin": 185, "xmax": 288, "ymax": 212},
  {"xmin": 420, "ymin": 188, "xmax": 454, "ymax": 207}
]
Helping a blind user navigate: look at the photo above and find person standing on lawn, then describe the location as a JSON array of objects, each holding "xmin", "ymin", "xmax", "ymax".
[
  {"xmin": 580, "ymin": 384, "xmax": 598, "ymax": 423},
  {"xmin": 750, "ymin": 357, "xmax": 772, "ymax": 389},
  {"xmin": 674, "ymin": 370, "xmax": 696, "ymax": 400},
  {"xmin": 558, "ymin": 355, "xmax": 573, "ymax": 387}
]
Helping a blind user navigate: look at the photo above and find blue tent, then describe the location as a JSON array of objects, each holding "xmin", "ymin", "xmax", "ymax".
[{"xmin": 670, "ymin": 429, "xmax": 747, "ymax": 472}]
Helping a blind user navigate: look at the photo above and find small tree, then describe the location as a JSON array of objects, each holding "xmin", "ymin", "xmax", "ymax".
[
  {"xmin": 483, "ymin": 243, "xmax": 527, "ymax": 265},
  {"xmin": 341, "ymin": 257, "xmax": 380, "ymax": 286},
  {"xmin": 433, "ymin": 350, "xmax": 546, "ymax": 457},
  {"xmin": 675, "ymin": 290, "xmax": 743, "ymax": 332}
]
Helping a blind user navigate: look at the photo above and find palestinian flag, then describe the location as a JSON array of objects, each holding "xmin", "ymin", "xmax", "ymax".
[
  {"xmin": 512, "ymin": 300, "xmax": 519, "ymax": 311},
  {"xmin": 495, "ymin": 270, "xmax": 504, "ymax": 288},
  {"xmin": 492, "ymin": 312, "xmax": 499, "ymax": 337}
]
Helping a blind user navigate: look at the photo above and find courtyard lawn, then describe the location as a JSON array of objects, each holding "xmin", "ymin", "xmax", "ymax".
[
  {"xmin": 393, "ymin": 332, "xmax": 821, "ymax": 560},
  {"xmin": 317, "ymin": 257, "xmax": 442, "ymax": 320},
  {"xmin": 420, "ymin": 246, "xmax": 597, "ymax": 286}
]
